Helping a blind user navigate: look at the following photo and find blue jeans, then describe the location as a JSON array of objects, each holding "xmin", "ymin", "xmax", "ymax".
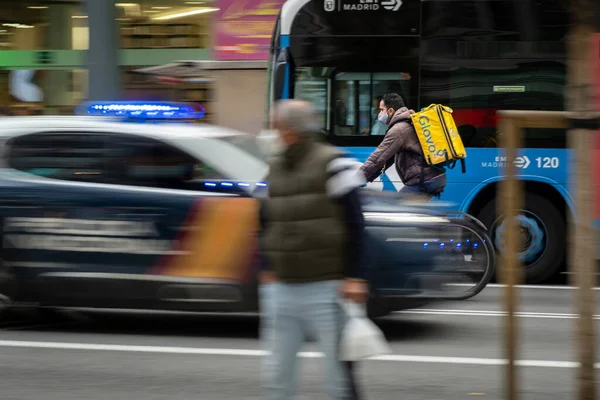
[
  {"xmin": 260, "ymin": 280, "xmax": 354, "ymax": 400},
  {"xmin": 398, "ymin": 174, "xmax": 447, "ymax": 199},
  {"xmin": 259, "ymin": 284, "xmax": 277, "ymax": 385}
]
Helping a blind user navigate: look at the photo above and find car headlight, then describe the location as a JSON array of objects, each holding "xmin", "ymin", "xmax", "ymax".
[{"xmin": 363, "ymin": 212, "xmax": 450, "ymax": 225}]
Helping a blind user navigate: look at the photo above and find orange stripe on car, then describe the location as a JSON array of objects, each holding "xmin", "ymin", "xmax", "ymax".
[{"xmin": 160, "ymin": 197, "xmax": 259, "ymax": 280}]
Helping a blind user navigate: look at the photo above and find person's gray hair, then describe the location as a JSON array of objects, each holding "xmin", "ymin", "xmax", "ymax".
[{"xmin": 271, "ymin": 99, "xmax": 320, "ymax": 136}]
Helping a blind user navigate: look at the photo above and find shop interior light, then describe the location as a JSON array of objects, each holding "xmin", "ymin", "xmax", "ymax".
[
  {"xmin": 152, "ymin": 6, "xmax": 172, "ymax": 9},
  {"xmin": 185, "ymin": 1, "xmax": 205, "ymax": 4},
  {"xmin": 27, "ymin": 6, "xmax": 49, "ymax": 9},
  {"xmin": 3, "ymin": 23, "xmax": 34, "ymax": 29},
  {"xmin": 152, "ymin": 7, "xmax": 219, "ymax": 20},
  {"xmin": 71, "ymin": 15, "xmax": 88, "ymax": 19},
  {"xmin": 76, "ymin": 101, "xmax": 206, "ymax": 120},
  {"xmin": 116, "ymin": 3, "xmax": 138, "ymax": 6}
]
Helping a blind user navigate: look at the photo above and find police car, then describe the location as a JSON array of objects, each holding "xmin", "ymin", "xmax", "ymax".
[{"xmin": 0, "ymin": 102, "xmax": 495, "ymax": 318}]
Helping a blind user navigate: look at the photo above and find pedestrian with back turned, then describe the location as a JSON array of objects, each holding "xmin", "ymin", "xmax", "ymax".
[{"xmin": 258, "ymin": 99, "xmax": 370, "ymax": 400}]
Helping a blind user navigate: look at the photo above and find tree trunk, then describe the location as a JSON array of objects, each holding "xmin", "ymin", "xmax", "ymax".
[
  {"xmin": 498, "ymin": 116, "xmax": 524, "ymax": 400},
  {"xmin": 567, "ymin": 1, "xmax": 597, "ymax": 399}
]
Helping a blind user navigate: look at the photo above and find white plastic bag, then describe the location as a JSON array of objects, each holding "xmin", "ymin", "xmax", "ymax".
[{"xmin": 339, "ymin": 301, "xmax": 392, "ymax": 361}]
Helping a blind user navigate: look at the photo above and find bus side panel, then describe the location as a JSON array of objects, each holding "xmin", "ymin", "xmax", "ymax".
[{"xmin": 344, "ymin": 147, "xmax": 570, "ymax": 212}]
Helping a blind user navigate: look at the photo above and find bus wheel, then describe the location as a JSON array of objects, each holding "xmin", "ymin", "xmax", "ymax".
[{"xmin": 476, "ymin": 193, "xmax": 565, "ymax": 284}]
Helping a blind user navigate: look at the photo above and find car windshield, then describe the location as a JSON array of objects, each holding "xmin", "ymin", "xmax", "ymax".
[{"xmin": 220, "ymin": 134, "xmax": 264, "ymax": 160}]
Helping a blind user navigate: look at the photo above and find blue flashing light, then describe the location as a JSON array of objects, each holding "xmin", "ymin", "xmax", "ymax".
[
  {"xmin": 450, "ymin": 238, "xmax": 454, "ymax": 242},
  {"xmin": 423, "ymin": 242, "xmax": 429, "ymax": 248},
  {"xmin": 466, "ymin": 239, "xmax": 470, "ymax": 243},
  {"xmin": 76, "ymin": 101, "xmax": 206, "ymax": 120},
  {"xmin": 456, "ymin": 243, "xmax": 462, "ymax": 248},
  {"xmin": 434, "ymin": 238, "xmax": 439, "ymax": 242},
  {"xmin": 440, "ymin": 242, "xmax": 445, "ymax": 248},
  {"xmin": 203, "ymin": 181, "xmax": 268, "ymax": 189},
  {"xmin": 473, "ymin": 242, "xmax": 479, "ymax": 249}
]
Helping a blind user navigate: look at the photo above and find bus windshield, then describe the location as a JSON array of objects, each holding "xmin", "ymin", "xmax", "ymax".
[{"xmin": 269, "ymin": 0, "xmax": 569, "ymax": 149}]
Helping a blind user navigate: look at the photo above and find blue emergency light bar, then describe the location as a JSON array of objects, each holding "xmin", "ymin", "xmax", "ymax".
[{"xmin": 76, "ymin": 101, "xmax": 206, "ymax": 120}]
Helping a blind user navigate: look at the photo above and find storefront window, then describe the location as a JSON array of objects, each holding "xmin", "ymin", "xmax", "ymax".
[
  {"xmin": 117, "ymin": 0, "xmax": 217, "ymax": 49},
  {"xmin": 0, "ymin": 1, "xmax": 87, "ymax": 51},
  {"xmin": 0, "ymin": 1, "xmax": 216, "ymax": 51}
]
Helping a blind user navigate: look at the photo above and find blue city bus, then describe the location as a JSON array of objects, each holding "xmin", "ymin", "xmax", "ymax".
[{"xmin": 264, "ymin": 0, "xmax": 597, "ymax": 283}]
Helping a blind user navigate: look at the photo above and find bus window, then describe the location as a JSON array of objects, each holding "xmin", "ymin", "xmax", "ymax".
[
  {"xmin": 293, "ymin": 68, "xmax": 415, "ymax": 143},
  {"xmin": 333, "ymin": 76, "xmax": 355, "ymax": 135},
  {"xmin": 331, "ymin": 71, "xmax": 412, "ymax": 137},
  {"xmin": 294, "ymin": 67, "xmax": 328, "ymax": 132},
  {"xmin": 421, "ymin": 0, "xmax": 568, "ymax": 148}
]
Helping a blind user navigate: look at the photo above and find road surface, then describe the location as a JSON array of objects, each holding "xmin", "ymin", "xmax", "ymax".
[{"xmin": 0, "ymin": 284, "xmax": 598, "ymax": 400}]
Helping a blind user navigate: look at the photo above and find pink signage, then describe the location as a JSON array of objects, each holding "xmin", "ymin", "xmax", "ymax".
[{"xmin": 214, "ymin": 0, "xmax": 284, "ymax": 61}]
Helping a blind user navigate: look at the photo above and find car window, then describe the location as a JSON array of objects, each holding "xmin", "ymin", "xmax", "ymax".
[
  {"xmin": 6, "ymin": 132, "xmax": 118, "ymax": 184},
  {"xmin": 110, "ymin": 134, "xmax": 238, "ymax": 192},
  {"xmin": 6, "ymin": 131, "xmax": 238, "ymax": 193},
  {"xmin": 220, "ymin": 134, "xmax": 264, "ymax": 160}
]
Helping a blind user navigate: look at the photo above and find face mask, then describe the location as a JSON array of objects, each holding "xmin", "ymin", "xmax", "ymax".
[
  {"xmin": 277, "ymin": 135, "xmax": 289, "ymax": 153},
  {"xmin": 269, "ymin": 131, "xmax": 288, "ymax": 155},
  {"xmin": 377, "ymin": 112, "xmax": 389, "ymax": 124}
]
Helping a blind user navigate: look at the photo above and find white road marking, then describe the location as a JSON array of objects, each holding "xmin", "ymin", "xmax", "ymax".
[
  {"xmin": 19, "ymin": 307, "xmax": 594, "ymax": 321},
  {"xmin": 0, "ymin": 339, "xmax": 593, "ymax": 369},
  {"xmin": 398, "ymin": 309, "xmax": 599, "ymax": 319},
  {"xmin": 455, "ymin": 283, "xmax": 600, "ymax": 290}
]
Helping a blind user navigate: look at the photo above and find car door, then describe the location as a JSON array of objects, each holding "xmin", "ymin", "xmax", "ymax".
[
  {"xmin": 3, "ymin": 130, "xmax": 181, "ymax": 281},
  {"xmin": 1, "ymin": 131, "xmax": 121, "ymax": 283},
  {"xmin": 3, "ymin": 129, "xmax": 260, "ymax": 307},
  {"xmin": 104, "ymin": 133, "xmax": 260, "ymax": 289}
]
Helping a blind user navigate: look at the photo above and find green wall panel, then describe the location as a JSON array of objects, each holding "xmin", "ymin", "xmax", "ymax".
[{"xmin": 0, "ymin": 49, "xmax": 212, "ymax": 69}]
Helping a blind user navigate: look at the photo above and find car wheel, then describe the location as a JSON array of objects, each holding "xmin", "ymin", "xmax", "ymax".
[
  {"xmin": 0, "ymin": 270, "xmax": 15, "ymax": 319},
  {"xmin": 476, "ymin": 193, "xmax": 565, "ymax": 284}
]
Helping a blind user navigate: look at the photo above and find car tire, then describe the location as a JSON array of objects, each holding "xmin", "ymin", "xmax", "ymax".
[
  {"xmin": 476, "ymin": 193, "xmax": 565, "ymax": 284},
  {"xmin": 0, "ymin": 270, "xmax": 15, "ymax": 319}
]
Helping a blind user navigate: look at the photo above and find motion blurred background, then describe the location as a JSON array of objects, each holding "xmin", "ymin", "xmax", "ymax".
[{"xmin": 0, "ymin": 0, "xmax": 277, "ymax": 133}]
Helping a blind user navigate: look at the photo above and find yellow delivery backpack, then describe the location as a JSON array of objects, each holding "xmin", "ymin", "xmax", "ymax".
[{"xmin": 408, "ymin": 104, "xmax": 467, "ymax": 173}]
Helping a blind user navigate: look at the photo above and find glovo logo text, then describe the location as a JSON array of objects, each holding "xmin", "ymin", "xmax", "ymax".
[{"xmin": 418, "ymin": 116, "xmax": 446, "ymax": 157}]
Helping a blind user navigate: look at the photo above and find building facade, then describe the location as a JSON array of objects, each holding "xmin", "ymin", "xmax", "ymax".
[{"xmin": 0, "ymin": 0, "xmax": 275, "ymax": 133}]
